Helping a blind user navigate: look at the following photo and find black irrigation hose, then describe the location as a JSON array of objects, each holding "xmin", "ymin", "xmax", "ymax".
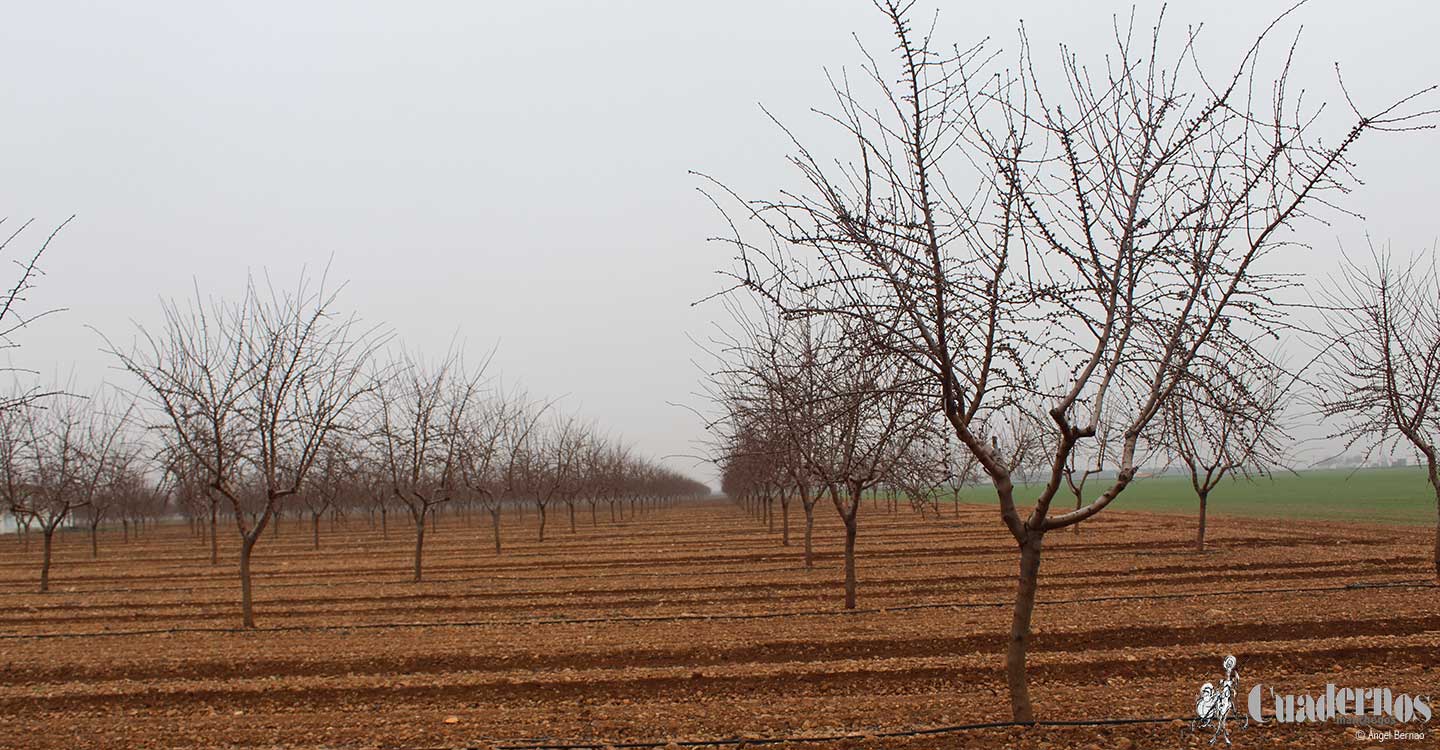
[
  {"xmin": 399, "ymin": 715, "xmax": 1202, "ymax": 750},
  {"xmin": 1, "ymin": 579, "xmax": 1430, "ymax": 641}
]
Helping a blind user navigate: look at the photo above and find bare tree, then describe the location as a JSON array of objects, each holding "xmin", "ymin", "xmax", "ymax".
[
  {"xmin": 1162, "ymin": 349, "xmax": 1291, "ymax": 552},
  {"xmin": 73, "ymin": 395, "xmax": 140, "ymax": 560},
  {"xmin": 703, "ymin": 2, "xmax": 1432, "ymax": 719},
  {"xmin": 0, "ymin": 394, "xmax": 83, "ymax": 592},
  {"xmin": 457, "ymin": 388, "xmax": 512, "ymax": 554},
  {"xmin": 110, "ymin": 273, "xmax": 384, "ymax": 627},
  {"xmin": 302, "ymin": 442, "xmax": 354, "ymax": 550},
  {"xmin": 85, "ymin": 459, "xmax": 148, "ymax": 559},
  {"xmin": 373, "ymin": 348, "xmax": 485, "ymax": 582},
  {"xmin": 555, "ymin": 419, "xmax": 596, "ymax": 534},
  {"xmin": 487, "ymin": 390, "xmax": 550, "ymax": 548},
  {"xmin": 521, "ymin": 414, "xmax": 583, "ymax": 543},
  {"xmin": 1318, "ymin": 249, "xmax": 1440, "ymax": 583},
  {"xmin": 724, "ymin": 317, "xmax": 929, "ymax": 608}
]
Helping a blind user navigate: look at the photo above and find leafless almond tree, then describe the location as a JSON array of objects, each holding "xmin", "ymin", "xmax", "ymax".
[
  {"xmin": 302, "ymin": 442, "xmax": 355, "ymax": 550},
  {"xmin": 72, "ymin": 394, "xmax": 140, "ymax": 560},
  {"xmin": 703, "ymin": 1, "xmax": 1433, "ymax": 719},
  {"xmin": 1318, "ymin": 249, "xmax": 1440, "ymax": 583},
  {"xmin": 1162, "ymin": 348, "xmax": 1292, "ymax": 552},
  {"xmin": 372, "ymin": 347, "xmax": 485, "ymax": 582},
  {"xmin": 109, "ymin": 272, "xmax": 384, "ymax": 627},
  {"xmin": 0, "ymin": 394, "xmax": 82, "ymax": 592}
]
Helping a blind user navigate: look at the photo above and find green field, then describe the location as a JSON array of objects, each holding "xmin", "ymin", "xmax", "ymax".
[{"xmin": 950, "ymin": 467, "xmax": 1437, "ymax": 526}]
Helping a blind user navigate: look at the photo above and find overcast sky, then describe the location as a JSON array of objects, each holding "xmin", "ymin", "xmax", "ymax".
[{"xmin": 1, "ymin": 1, "xmax": 1435, "ymax": 487}]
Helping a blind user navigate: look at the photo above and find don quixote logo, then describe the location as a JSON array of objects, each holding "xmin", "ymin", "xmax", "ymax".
[
  {"xmin": 1184, "ymin": 655, "xmax": 1433, "ymax": 746},
  {"xmin": 1187, "ymin": 655, "xmax": 1247, "ymax": 745}
]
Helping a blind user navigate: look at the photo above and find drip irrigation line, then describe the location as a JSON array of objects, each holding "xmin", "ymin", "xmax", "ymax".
[
  {"xmin": 400, "ymin": 715, "xmax": 1212, "ymax": 750},
  {"xmin": 1, "ymin": 579, "xmax": 1428, "ymax": 641}
]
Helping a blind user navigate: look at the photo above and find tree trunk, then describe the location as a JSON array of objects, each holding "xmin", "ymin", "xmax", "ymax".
[
  {"xmin": 803, "ymin": 502, "xmax": 815, "ymax": 569},
  {"xmin": 590, "ymin": 501, "xmax": 597, "ymax": 527},
  {"xmin": 1196, "ymin": 490, "xmax": 1209, "ymax": 553},
  {"xmin": 413, "ymin": 509, "xmax": 427, "ymax": 583},
  {"xmin": 209, "ymin": 503, "xmax": 219, "ymax": 565},
  {"xmin": 239, "ymin": 537, "xmax": 256, "ymax": 628},
  {"xmin": 90, "ymin": 521, "xmax": 99, "ymax": 559},
  {"xmin": 490, "ymin": 507, "xmax": 502, "ymax": 554},
  {"xmin": 1422, "ymin": 492, "xmax": 1434, "ymax": 584},
  {"xmin": 842, "ymin": 513, "xmax": 857, "ymax": 609},
  {"xmin": 569, "ymin": 503, "xmax": 576, "ymax": 533},
  {"xmin": 380, "ymin": 506, "xmax": 388, "ymax": 539},
  {"xmin": 1430, "ymin": 467, "xmax": 1439, "ymax": 585},
  {"xmin": 1007, "ymin": 533, "xmax": 1044, "ymax": 722},
  {"xmin": 537, "ymin": 503, "xmax": 547, "ymax": 541},
  {"xmin": 780, "ymin": 497, "xmax": 791, "ymax": 546},
  {"xmin": 39, "ymin": 526, "xmax": 55, "ymax": 593}
]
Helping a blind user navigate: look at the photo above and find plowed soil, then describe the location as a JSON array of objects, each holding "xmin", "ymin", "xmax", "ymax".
[{"xmin": 0, "ymin": 501, "xmax": 1435, "ymax": 749}]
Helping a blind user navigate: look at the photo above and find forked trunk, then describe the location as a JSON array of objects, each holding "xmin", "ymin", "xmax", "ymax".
[
  {"xmin": 238, "ymin": 526, "xmax": 266, "ymax": 629},
  {"xmin": 1007, "ymin": 533, "xmax": 1044, "ymax": 722}
]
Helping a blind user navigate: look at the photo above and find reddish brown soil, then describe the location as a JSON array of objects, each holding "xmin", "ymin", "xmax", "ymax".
[{"xmin": 0, "ymin": 501, "xmax": 1435, "ymax": 749}]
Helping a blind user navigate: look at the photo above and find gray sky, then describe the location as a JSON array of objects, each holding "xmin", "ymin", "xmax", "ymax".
[{"xmin": 1, "ymin": 1, "xmax": 1435, "ymax": 486}]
